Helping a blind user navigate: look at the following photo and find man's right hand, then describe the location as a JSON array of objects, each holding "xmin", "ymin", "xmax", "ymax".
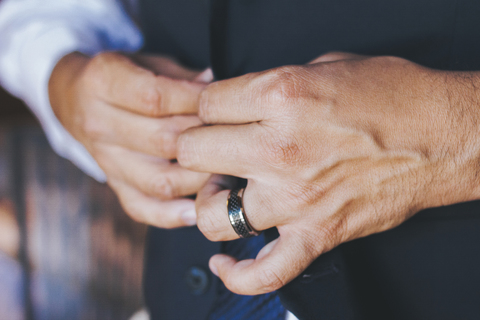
[{"xmin": 49, "ymin": 52, "xmax": 212, "ymax": 228}]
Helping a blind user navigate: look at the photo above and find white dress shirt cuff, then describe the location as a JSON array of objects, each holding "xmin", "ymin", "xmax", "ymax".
[{"xmin": 0, "ymin": 0, "xmax": 143, "ymax": 181}]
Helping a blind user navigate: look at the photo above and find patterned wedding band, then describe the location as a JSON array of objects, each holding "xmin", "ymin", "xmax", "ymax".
[{"xmin": 227, "ymin": 188, "xmax": 260, "ymax": 238}]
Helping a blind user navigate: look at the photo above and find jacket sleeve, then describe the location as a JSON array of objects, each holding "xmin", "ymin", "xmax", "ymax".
[{"xmin": 0, "ymin": 0, "xmax": 143, "ymax": 181}]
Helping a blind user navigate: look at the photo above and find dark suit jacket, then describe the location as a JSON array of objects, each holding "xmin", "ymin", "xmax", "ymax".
[{"xmin": 140, "ymin": 1, "xmax": 480, "ymax": 319}]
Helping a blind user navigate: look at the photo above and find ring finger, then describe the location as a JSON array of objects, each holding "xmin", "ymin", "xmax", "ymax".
[{"xmin": 195, "ymin": 175, "xmax": 286, "ymax": 241}]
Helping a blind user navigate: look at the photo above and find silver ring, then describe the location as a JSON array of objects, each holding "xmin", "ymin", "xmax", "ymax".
[{"xmin": 227, "ymin": 188, "xmax": 260, "ymax": 238}]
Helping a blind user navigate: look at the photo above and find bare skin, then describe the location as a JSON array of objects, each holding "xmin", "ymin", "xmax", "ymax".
[
  {"xmin": 177, "ymin": 52, "xmax": 480, "ymax": 295},
  {"xmin": 49, "ymin": 52, "xmax": 212, "ymax": 228}
]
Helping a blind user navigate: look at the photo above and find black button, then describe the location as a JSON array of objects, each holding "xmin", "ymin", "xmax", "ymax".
[{"xmin": 184, "ymin": 266, "xmax": 210, "ymax": 295}]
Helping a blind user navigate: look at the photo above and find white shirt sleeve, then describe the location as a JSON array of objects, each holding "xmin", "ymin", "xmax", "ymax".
[
  {"xmin": 286, "ymin": 311, "xmax": 299, "ymax": 320},
  {"xmin": 0, "ymin": 0, "xmax": 143, "ymax": 181}
]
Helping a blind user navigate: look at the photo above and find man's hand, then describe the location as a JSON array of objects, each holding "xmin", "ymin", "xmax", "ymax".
[
  {"xmin": 177, "ymin": 52, "xmax": 480, "ymax": 294},
  {"xmin": 49, "ymin": 52, "xmax": 212, "ymax": 228}
]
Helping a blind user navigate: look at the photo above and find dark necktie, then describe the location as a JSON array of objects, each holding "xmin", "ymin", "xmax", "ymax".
[{"xmin": 208, "ymin": 235, "xmax": 286, "ymax": 320}]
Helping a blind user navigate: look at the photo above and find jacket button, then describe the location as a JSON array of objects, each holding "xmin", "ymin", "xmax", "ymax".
[{"xmin": 184, "ymin": 266, "xmax": 210, "ymax": 295}]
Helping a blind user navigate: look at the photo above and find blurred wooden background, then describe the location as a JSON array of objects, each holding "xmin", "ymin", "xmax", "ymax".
[{"xmin": 0, "ymin": 86, "xmax": 147, "ymax": 320}]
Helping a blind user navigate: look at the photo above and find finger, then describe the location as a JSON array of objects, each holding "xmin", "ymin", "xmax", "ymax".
[
  {"xmin": 210, "ymin": 233, "xmax": 317, "ymax": 295},
  {"xmin": 198, "ymin": 71, "xmax": 271, "ymax": 124},
  {"xmin": 194, "ymin": 68, "xmax": 214, "ymax": 83},
  {"xmin": 196, "ymin": 176, "xmax": 282, "ymax": 241},
  {"xmin": 91, "ymin": 108, "xmax": 201, "ymax": 159},
  {"xmin": 177, "ymin": 124, "xmax": 264, "ymax": 176},
  {"xmin": 90, "ymin": 53, "xmax": 205, "ymax": 116},
  {"xmin": 195, "ymin": 175, "xmax": 243, "ymax": 241},
  {"xmin": 97, "ymin": 144, "xmax": 210, "ymax": 200},
  {"xmin": 309, "ymin": 52, "xmax": 366, "ymax": 64},
  {"xmin": 109, "ymin": 179, "xmax": 198, "ymax": 228}
]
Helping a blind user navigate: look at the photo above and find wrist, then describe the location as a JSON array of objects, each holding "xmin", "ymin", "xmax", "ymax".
[
  {"xmin": 453, "ymin": 72, "xmax": 480, "ymax": 202},
  {"xmin": 425, "ymin": 71, "xmax": 480, "ymax": 207}
]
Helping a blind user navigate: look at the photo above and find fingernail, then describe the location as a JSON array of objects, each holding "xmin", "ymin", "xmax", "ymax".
[
  {"xmin": 195, "ymin": 68, "xmax": 214, "ymax": 83},
  {"xmin": 210, "ymin": 263, "xmax": 219, "ymax": 277},
  {"xmin": 181, "ymin": 209, "xmax": 197, "ymax": 226}
]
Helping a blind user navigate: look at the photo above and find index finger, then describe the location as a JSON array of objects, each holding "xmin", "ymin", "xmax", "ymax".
[
  {"xmin": 199, "ymin": 65, "xmax": 310, "ymax": 125},
  {"xmin": 88, "ymin": 53, "xmax": 206, "ymax": 117}
]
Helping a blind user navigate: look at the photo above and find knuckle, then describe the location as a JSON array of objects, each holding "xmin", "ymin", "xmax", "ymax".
[
  {"xmin": 255, "ymin": 267, "xmax": 285, "ymax": 293},
  {"xmin": 361, "ymin": 55, "xmax": 407, "ymax": 71},
  {"xmin": 318, "ymin": 51, "xmax": 348, "ymax": 62},
  {"xmin": 140, "ymin": 79, "xmax": 163, "ymax": 116},
  {"xmin": 150, "ymin": 176, "xmax": 175, "ymax": 200},
  {"xmin": 176, "ymin": 133, "xmax": 198, "ymax": 169},
  {"xmin": 263, "ymin": 66, "xmax": 303, "ymax": 105},
  {"xmin": 261, "ymin": 132, "xmax": 303, "ymax": 168},
  {"xmin": 151, "ymin": 132, "xmax": 177, "ymax": 159}
]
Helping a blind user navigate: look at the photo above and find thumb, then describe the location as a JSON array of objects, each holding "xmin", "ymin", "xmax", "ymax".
[
  {"xmin": 95, "ymin": 53, "xmax": 206, "ymax": 116},
  {"xmin": 209, "ymin": 232, "xmax": 319, "ymax": 295}
]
